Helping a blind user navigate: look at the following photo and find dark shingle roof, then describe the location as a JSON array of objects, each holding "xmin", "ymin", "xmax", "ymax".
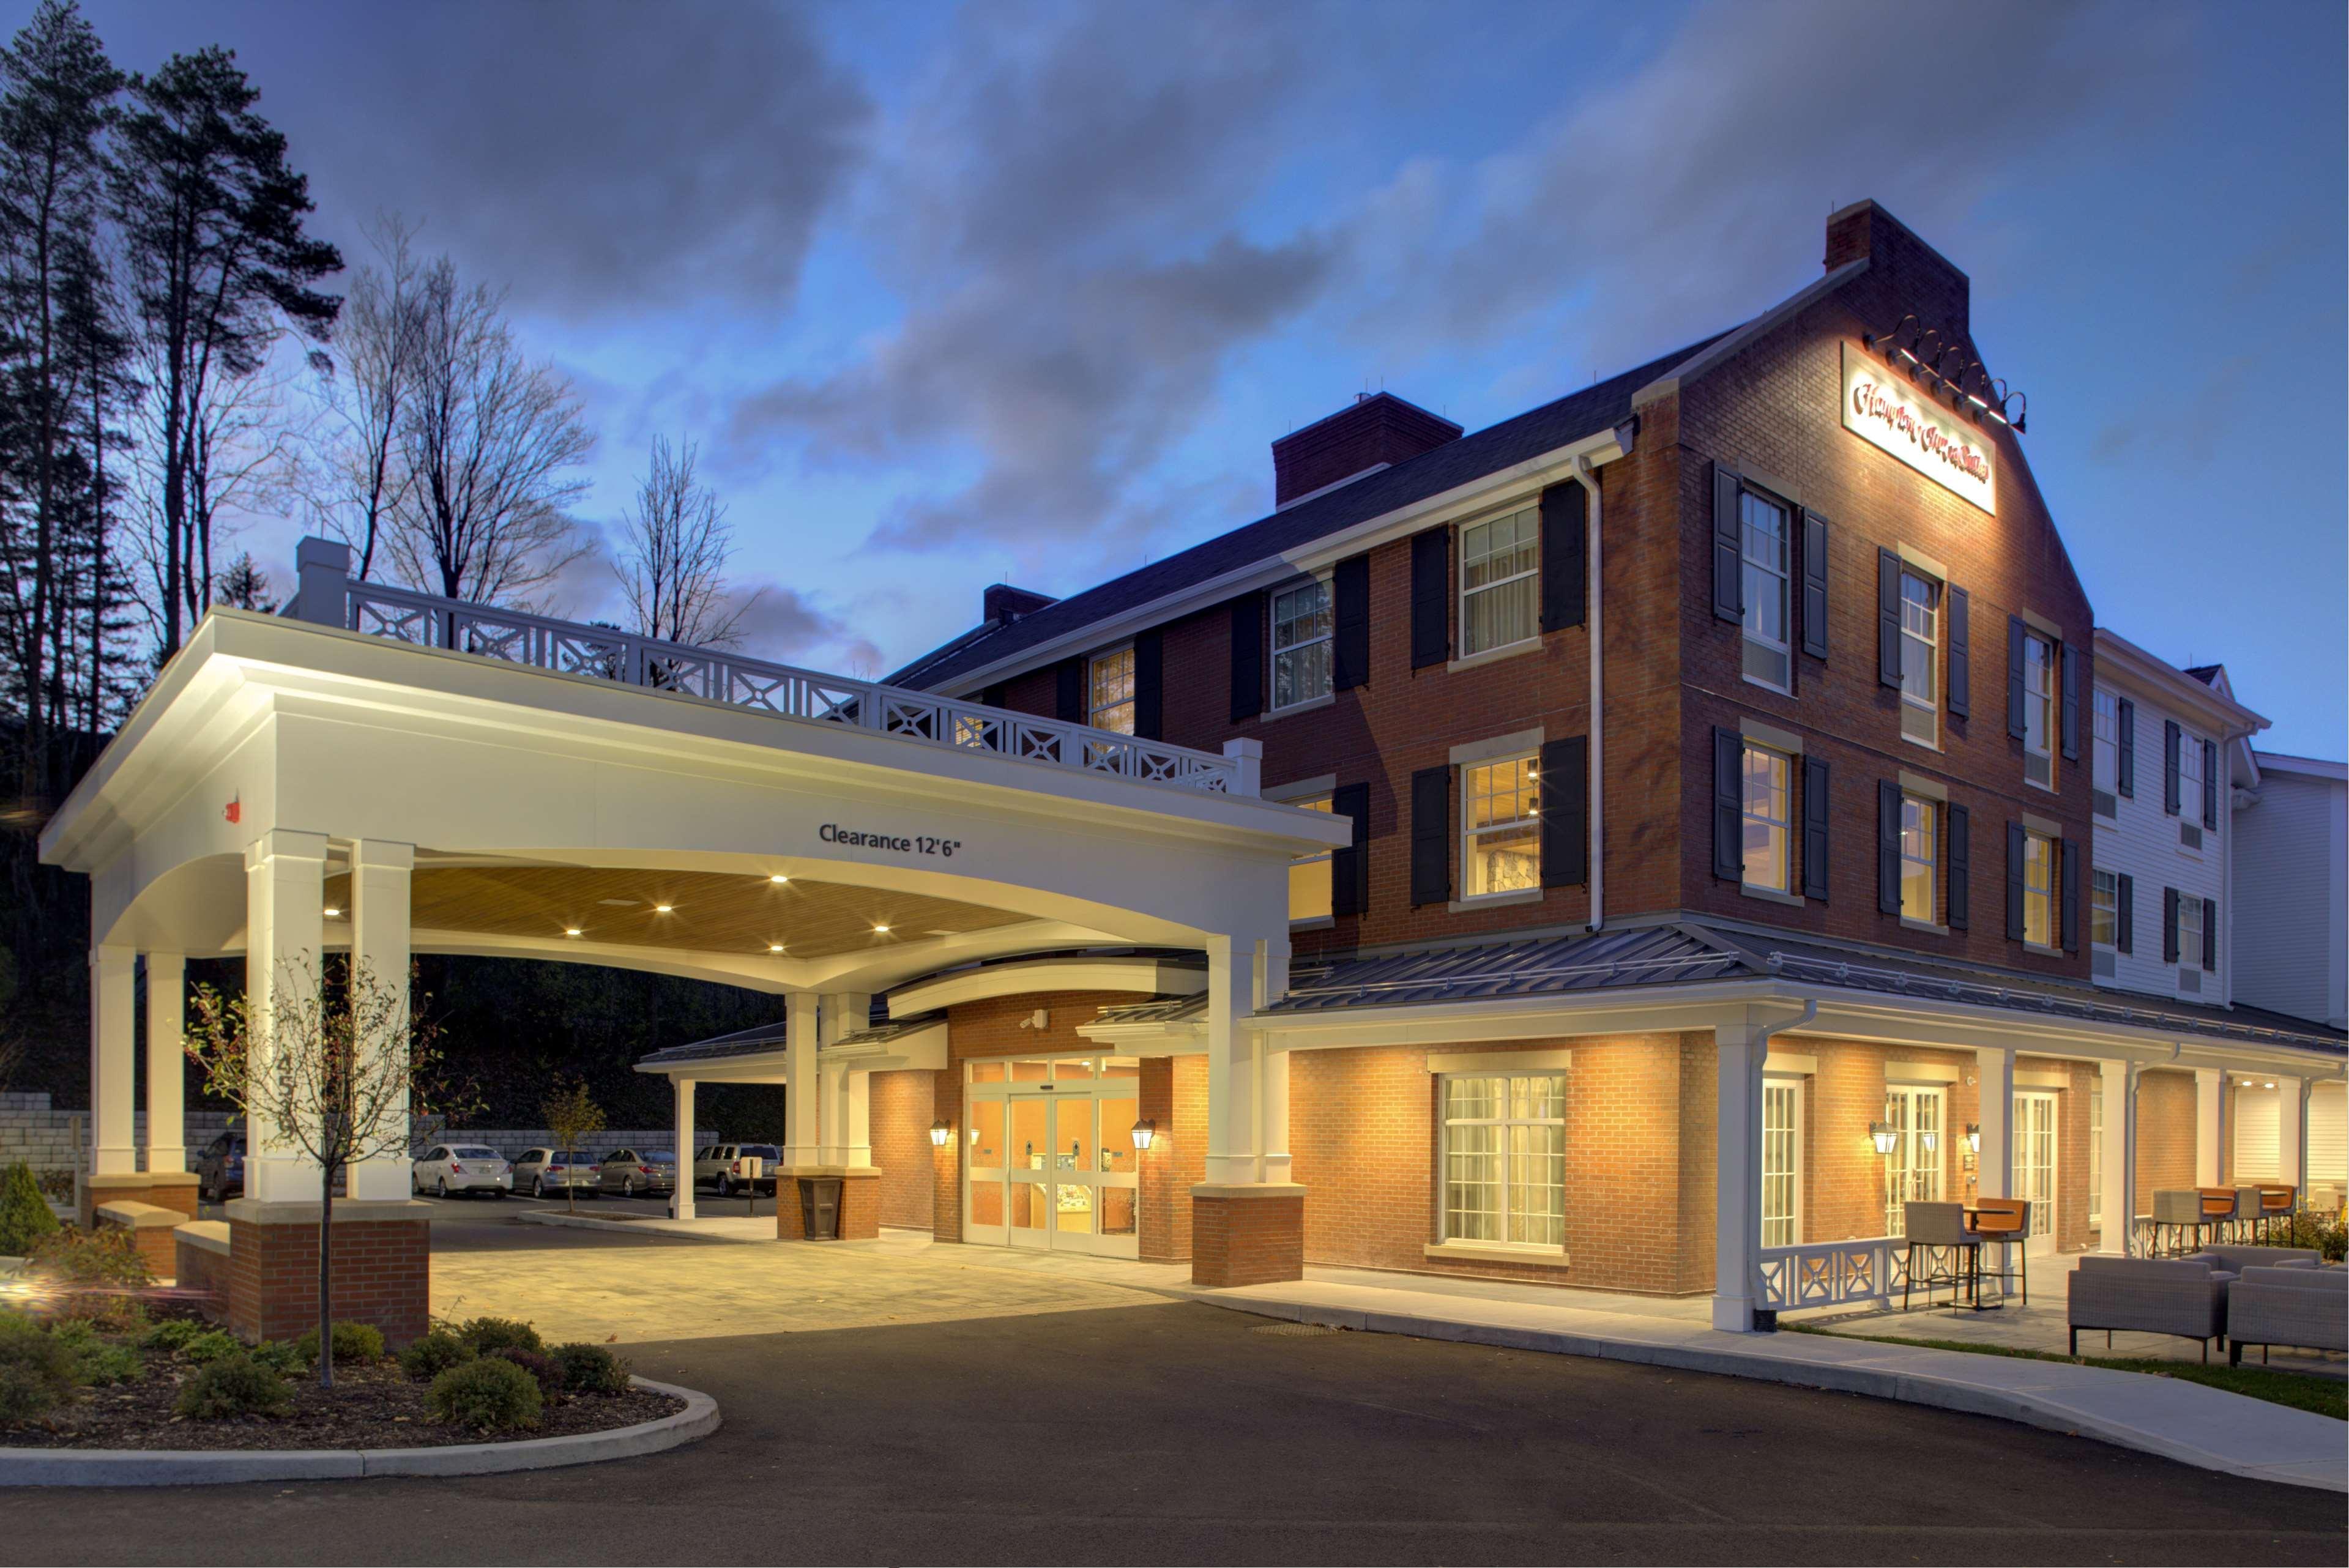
[
  {"xmin": 636, "ymin": 1019, "xmax": 790, "ymax": 1068},
  {"xmin": 887, "ymin": 333, "xmax": 1726, "ymax": 691}
]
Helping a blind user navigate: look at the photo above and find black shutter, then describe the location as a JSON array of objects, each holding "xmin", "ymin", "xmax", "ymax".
[
  {"xmin": 1711, "ymin": 728, "xmax": 1743, "ymax": 880},
  {"xmin": 2005, "ymin": 821, "xmax": 2027, "ymax": 940},
  {"xmin": 1410, "ymin": 766, "xmax": 1451, "ymax": 906},
  {"xmin": 2162, "ymin": 720, "xmax": 2181, "ymax": 816},
  {"xmin": 1802, "ymin": 755, "xmax": 1830, "ymax": 901},
  {"xmin": 1331, "ymin": 555, "xmax": 1371, "ymax": 692},
  {"xmin": 1539, "ymin": 737, "xmax": 1588, "ymax": 888},
  {"xmin": 1877, "ymin": 780, "xmax": 1902, "ymax": 914},
  {"xmin": 1947, "ymin": 586, "xmax": 1970, "ymax": 718},
  {"xmin": 1054, "ymin": 657, "xmax": 1085, "ymax": 723},
  {"xmin": 2201, "ymin": 738, "xmax": 2218, "ymax": 828},
  {"xmin": 1948, "ymin": 804, "xmax": 1970, "ymax": 931},
  {"xmin": 2060, "ymin": 836, "xmax": 2080, "ymax": 953},
  {"xmin": 1711, "ymin": 462, "xmax": 1743, "ymax": 623},
  {"xmin": 2116, "ymin": 697, "xmax": 2135, "ymax": 797},
  {"xmin": 1409, "ymin": 529, "xmax": 1448, "ymax": 669},
  {"xmin": 1331, "ymin": 782, "xmax": 1369, "ymax": 918},
  {"xmin": 2060, "ymin": 642, "xmax": 2080, "ymax": 762},
  {"xmin": 1540, "ymin": 480, "xmax": 1587, "ymax": 633},
  {"xmin": 980, "ymin": 681, "xmax": 1008, "ymax": 710},
  {"xmin": 2162, "ymin": 886, "xmax": 2180, "ymax": 964},
  {"xmin": 2202, "ymin": 895, "xmax": 2217, "ymax": 970},
  {"xmin": 1228, "ymin": 593, "xmax": 1264, "ymax": 723},
  {"xmin": 2115, "ymin": 872, "xmax": 2134, "ymax": 954},
  {"xmin": 2006, "ymin": 617, "xmax": 2027, "ymax": 738},
  {"xmin": 1877, "ymin": 549, "xmax": 1902, "ymax": 687},
  {"xmin": 1800, "ymin": 511, "xmax": 1829, "ymax": 660},
  {"xmin": 1133, "ymin": 628, "xmax": 1164, "ymax": 740}
]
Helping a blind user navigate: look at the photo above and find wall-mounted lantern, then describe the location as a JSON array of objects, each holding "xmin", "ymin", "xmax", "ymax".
[
  {"xmin": 1869, "ymin": 1121, "xmax": 1898, "ymax": 1155},
  {"xmin": 1965, "ymin": 1123, "xmax": 1981, "ymax": 1154},
  {"xmin": 929, "ymin": 1119, "xmax": 951, "ymax": 1148},
  {"xmin": 1131, "ymin": 1118, "xmax": 1158, "ymax": 1151}
]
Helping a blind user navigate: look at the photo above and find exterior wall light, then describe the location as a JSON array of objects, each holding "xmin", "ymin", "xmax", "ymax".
[
  {"xmin": 1131, "ymin": 1118, "xmax": 1157, "ymax": 1151},
  {"xmin": 1921, "ymin": 1129, "xmax": 1937, "ymax": 1154},
  {"xmin": 1965, "ymin": 1123, "xmax": 1981, "ymax": 1154},
  {"xmin": 929, "ymin": 1119, "xmax": 951, "ymax": 1148},
  {"xmin": 1869, "ymin": 1121, "xmax": 1898, "ymax": 1155}
]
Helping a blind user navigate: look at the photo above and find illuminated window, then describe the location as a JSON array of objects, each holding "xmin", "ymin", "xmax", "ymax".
[
  {"xmin": 1740, "ymin": 491, "xmax": 1791, "ymax": 689},
  {"xmin": 1741, "ymin": 744, "xmax": 1791, "ymax": 893},
  {"xmin": 2022, "ymin": 631, "xmax": 2056, "ymax": 788},
  {"xmin": 1287, "ymin": 794, "xmax": 1335, "ymax": 922},
  {"xmin": 1270, "ymin": 577, "xmax": 1333, "ymax": 710},
  {"xmin": 2023, "ymin": 830, "xmax": 2055, "ymax": 948},
  {"xmin": 1899, "ymin": 572, "xmax": 1938, "ymax": 746},
  {"xmin": 1461, "ymin": 755, "xmax": 1539, "ymax": 897},
  {"xmin": 1441, "ymin": 1072, "xmax": 1565, "ymax": 1249},
  {"xmin": 1088, "ymin": 647, "xmax": 1134, "ymax": 734},
  {"xmin": 1899, "ymin": 795, "xmax": 1937, "ymax": 923},
  {"xmin": 1459, "ymin": 507, "xmax": 1539, "ymax": 657}
]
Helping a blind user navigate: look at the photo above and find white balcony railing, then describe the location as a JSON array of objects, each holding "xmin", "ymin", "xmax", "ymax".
[
  {"xmin": 1756, "ymin": 1235, "xmax": 2015, "ymax": 1312},
  {"xmin": 291, "ymin": 551, "xmax": 1249, "ymax": 797}
]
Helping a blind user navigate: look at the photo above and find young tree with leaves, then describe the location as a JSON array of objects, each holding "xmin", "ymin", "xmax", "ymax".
[{"xmin": 540, "ymin": 1077, "xmax": 606, "ymax": 1215}]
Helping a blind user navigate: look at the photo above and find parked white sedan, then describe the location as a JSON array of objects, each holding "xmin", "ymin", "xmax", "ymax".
[{"xmin": 412, "ymin": 1143, "xmax": 513, "ymax": 1198}]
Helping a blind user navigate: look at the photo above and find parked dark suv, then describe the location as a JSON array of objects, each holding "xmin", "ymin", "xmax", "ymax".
[{"xmin": 195, "ymin": 1130, "xmax": 245, "ymax": 1204}]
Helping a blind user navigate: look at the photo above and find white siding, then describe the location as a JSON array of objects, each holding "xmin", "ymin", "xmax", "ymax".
[
  {"xmin": 2233, "ymin": 764, "xmax": 2348, "ymax": 1028},
  {"xmin": 2087, "ymin": 675, "xmax": 2230, "ymax": 1003}
]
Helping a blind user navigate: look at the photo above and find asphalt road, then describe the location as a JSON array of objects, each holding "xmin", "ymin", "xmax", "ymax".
[{"xmin": 9, "ymin": 1265, "xmax": 2343, "ymax": 1567}]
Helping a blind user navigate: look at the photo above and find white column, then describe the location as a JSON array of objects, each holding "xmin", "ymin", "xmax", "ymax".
[
  {"xmin": 1974, "ymin": 1047, "xmax": 2014, "ymax": 1199},
  {"xmin": 1202, "ymin": 934, "xmax": 1264, "ymax": 1186},
  {"xmin": 2098, "ymin": 1059, "xmax": 2139, "ymax": 1254},
  {"xmin": 88, "ymin": 945, "xmax": 137, "ymax": 1177},
  {"xmin": 781, "ymin": 991, "xmax": 821, "ymax": 1167},
  {"xmin": 1257, "ymin": 935, "xmax": 1292, "ymax": 1186},
  {"xmin": 816, "ymin": 994, "xmax": 873, "ymax": 1169},
  {"xmin": 2281, "ymin": 1076, "xmax": 2310, "ymax": 1191},
  {"xmin": 348, "ymin": 839, "xmax": 414, "ymax": 1201},
  {"xmin": 672, "ymin": 1076, "xmax": 696, "ymax": 1221},
  {"xmin": 1711, "ymin": 1016, "xmax": 1766, "ymax": 1332},
  {"xmin": 244, "ymin": 828, "xmax": 329, "ymax": 1202},
  {"xmin": 144, "ymin": 952, "xmax": 187, "ymax": 1175},
  {"xmin": 2194, "ymin": 1068, "xmax": 2223, "ymax": 1186}
]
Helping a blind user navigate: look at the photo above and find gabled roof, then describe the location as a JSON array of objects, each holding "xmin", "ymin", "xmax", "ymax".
[{"xmin": 887, "ymin": 332, "xmax": 1727, "ymax": 692}]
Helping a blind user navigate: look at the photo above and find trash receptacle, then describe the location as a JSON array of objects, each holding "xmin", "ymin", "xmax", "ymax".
[{"xmin": 799, "ymin": 1176, "xmax": 843, "ymax": 1240}]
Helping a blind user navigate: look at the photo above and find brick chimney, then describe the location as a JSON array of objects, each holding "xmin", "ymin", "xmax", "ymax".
[
  {"xmin": 982, "ymin": 583, "xmax": 1056, "ymax": 626},
  {"xmin": 1824, "ymin": 199, "xmax": 1970, "ymax": 342},
  {"xmin": 1272, "ymin": 392, "xmax": 1461, "ymax": 508}
]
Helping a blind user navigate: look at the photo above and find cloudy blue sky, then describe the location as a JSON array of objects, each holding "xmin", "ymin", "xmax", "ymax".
[{"xmin": 76, "ymin": 0, "xmax": 2348, "ymax": 754}]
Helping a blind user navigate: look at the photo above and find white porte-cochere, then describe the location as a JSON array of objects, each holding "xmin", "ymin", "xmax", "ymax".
[{"xmin": 41, "ymin": 541, "xmax": 1347, "ymax": 1208}]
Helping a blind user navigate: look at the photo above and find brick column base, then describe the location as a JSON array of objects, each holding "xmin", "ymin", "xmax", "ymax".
[
  {"xmin": 223, "ymin": 1198, "xmax": 431, "ymax": 1348},
  {"xmin": 78, "ymin": 1172, "xmax": 201, "ymax": 1229},
  {"xmin": 775, "ymin": 1168, "xmax": 884, "ymax": 1241},
  {"xmin": 1190, "ymin": 1183, "xmax": 1306, "ymax": 1287}
]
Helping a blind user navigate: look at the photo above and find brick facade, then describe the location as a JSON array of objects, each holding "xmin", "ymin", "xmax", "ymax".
[
  {"xmin": 225, "ymin": 1208, "xmax": 430, "ymax": 1348},
  {"xmin": 2135, "ymin": 1068, "xmax": 2200, "ymax": 1198},
  {"xmin": 1191, "ymin": 1190, "xmax": 1304, "ymax": 1288},
  {"xmin": 868, "ymin": 1068, "xmax": 936, "ymax": 1230}
]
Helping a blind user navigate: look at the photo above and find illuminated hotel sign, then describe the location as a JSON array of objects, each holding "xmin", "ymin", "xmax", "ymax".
[{"xmin": 1841, "ymin": 341, "xmax": 1996, "ymax": 515}]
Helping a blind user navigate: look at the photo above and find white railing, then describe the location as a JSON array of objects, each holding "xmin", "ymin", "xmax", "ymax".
[
  {"xmin": 315, "ymin": 570, "xmax": 1248, "ymax": 796},
  {"xmin": 1757, "ymin": 1235, "xmax": 2016, "ymax": 1312}
]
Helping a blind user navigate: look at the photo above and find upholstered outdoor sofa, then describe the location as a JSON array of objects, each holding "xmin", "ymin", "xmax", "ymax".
[
  {"xmin": 2066, "ymin": 1254, "xmax": 2233, "ymax": 1361},
  {"xmin": 2227, "ymin": 1265, "xmax": 2348, "ymax": 1366}
]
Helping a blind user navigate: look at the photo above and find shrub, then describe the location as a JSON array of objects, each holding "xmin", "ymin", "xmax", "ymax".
[
  {"xmin": 250, "ymin": 1340, "xmax": 305, "ymax": 1375},
  {"xmin": 0, "ymin": 1312, "xmax": 75, "ymax": 1419},
  {"xmin": 428, "ymin": 1356, "xmax": 542, "ymax": 1433},
  {"xmin": 552, "ymin": 1342, "xmax": 630, "ymax": 1397},
  {"xmin": 0, "ymin": 1362, "xmax": 59, "ymax": 1422},
  {"xmin": 140, "ymin": 1318, "xmax": 205, "ymax": 1352},
  {"xmin": 452, "ymin": 1316, "xmax": 543, "ymax": 1358},
  {"xmin": 45, "ymin": 1318, "xmax": 142, "ymax": 1388},
  {"xmin": 182, "ymin": 1329, "xmax": 244, "ymax": 1364},
  {"xmin": 293, "ymin": 1321, "xmax": 387, "ymax": 1366},
  {"xmin": 28, "ymin": 1227, "xmax": 151, "ymax": 1326},
  {"xmin": 176, "ymin": 1353, "xmax": 291, "ymax": 1419},
  {"xmin": 490, "ymin": 1346, "xmax": 565, "ymax": 1397},
  {"xmin": 399, "ymin": 1329, "xmax": 474, "ymax": 1381},
  {"xmin": 0, "ymin": 1162, "xmax": 59, "ymax": 1257},
  {"xmin": 2274, "ymin": 1212, "xmax": 2348, "ymax": 1263}
]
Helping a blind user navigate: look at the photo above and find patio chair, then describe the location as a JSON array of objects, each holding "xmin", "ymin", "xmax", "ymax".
[
  {"xmin": 2067, "ymin": 1254, "xmax": 2233, "ymax": 1362},
  {"xmin": 2223, "ymin": 1186, "xmax": 2265, "ymax": 1245},
  {"xmin": 1902, "ymin": 1202, "xmax": 1982, "ymax": 1311},
  {"xmin": 1968, "ymin": 1197, "xmax": 2030, "ymax": 1306},
  {"xmin": 2254, "ymin": 1184, "xmax": 2297, "ymax": 1243},
  {"xmin": 2148, "ymin": 1189, "xmax": 2208, "ymax": 1257},
  {"xmin": 2227, "ymin": 1265, "xmax": 2349, "ymax": 1365}
]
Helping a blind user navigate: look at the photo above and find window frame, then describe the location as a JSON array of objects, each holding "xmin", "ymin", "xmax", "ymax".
[
  {"xmin": 2177, "ymin": 893, "xmax": 2206, "ymax": 973},
  {"xmin": 2021, "ymin": 630, "xmax": 2057, "ymax": 789},
  {"xmin": 1456, "ymin": 503, "xmax": 1541, "ymax": 660},
  {"xmin": 1882, "ymin": 1084, "xmax": 1946, "ymax": 1237},
  {"xmin": 1268, "ymin": 573, "xmax": 1335, "ymax": 712},
  {"xmin": 2088, "ymin": 1083, "xmax": 2104, "ymax": 1229},
  {"xmin": 2176, "ymin": 725, "xmax": 2204, "ymax": 820},
  {"xmin": 1898, "ymin": 792, "xmax": 1938, "ymax": 924},
  {"xmin": 1438, "ymin": 1069, "xmax": 1567, "ymax": 1251},
  {"xmin": 2091, "ymin": 688, "xmax": 2118, "ymax": 799},
  {"xmin": 2090, "ymin": 868, "xmax": 2118, "ymax": 951},
  {"xmin": 1740, "ymin": 742, "xmax": 1793, "ymax": 894},
  {"xmin": 1738, "ymin": 488, "xmax": 1793, "ymax": 693},
  {"xmin": 1286, "ymin": 793, "xmax": 1336, "ymax": 924},
  {"xmin": 1459, "ymin": 753, "xmax": 1541, "ymax": 899},
  {"xmin": 1762, "ymin": 1075, "xmax": 1804, "ymax": 1249},
  {"xmin": 1087, "ymin": 644, "xmax": 1135, "ymax": 735},
  {"xmin": 2022, "ymin": 829, "xmax": 2057, "ymax": 950},
  {"xmin": 1897, "ymin": 570, "xmax": 1940, "ymax": 747}
]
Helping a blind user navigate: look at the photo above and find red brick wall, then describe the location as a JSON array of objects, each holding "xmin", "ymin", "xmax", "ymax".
[
  {"xmin": 2137, "ymin": 1069, "xmax": 2199, "ymax": 1201},
  {"xmin": 176, "ymin": 1233, "xmax": 231, "ymax": 1324},
  {"xmin": 1191, "ymin": 1191, "xmax": 1303, "ymax": 1287},
  {"xmin": 1137, "ymin": 1056, "xmax": 1206, "ymax": 1262},
  {"xmin": 227, "ymin": 1214, "xmax": 430, "ymax": 1348},
  {"xmin": 1788, "ymin": 1039, "xmax": 1975, "ymax": 1245},
  {"xmin": 868, "ymin": 1068, "xmax": 936, "ymax": 1230}
]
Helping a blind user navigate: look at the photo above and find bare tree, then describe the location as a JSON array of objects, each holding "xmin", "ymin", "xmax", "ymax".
[
  {"xmin": 612, "ymin": 434, "xmax": 753, "ymax": 648},
  {"xmin": 302, "ymin": 214, "xmax": 425, "ymax": 582},
  {"xmin": 384, "ymin": 259, "xmax": 590, "ymax": 609}
]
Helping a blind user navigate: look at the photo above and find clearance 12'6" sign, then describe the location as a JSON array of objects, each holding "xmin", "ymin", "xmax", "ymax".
[{"xmin": 1841, "ymin": 341, "xmax": 1996, "ymax": 515}]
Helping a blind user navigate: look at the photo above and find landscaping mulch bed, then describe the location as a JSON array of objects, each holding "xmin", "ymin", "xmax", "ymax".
[{"xmin": 3, "ymin": 1351, "xmax": 682, "ymax": 1452}]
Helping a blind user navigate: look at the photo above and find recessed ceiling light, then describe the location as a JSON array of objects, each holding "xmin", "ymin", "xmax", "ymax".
[
  {"xmin": 653, "ymin": 904, "xmax": 674, "ymax": 914},
  {"xmin": 769, "ymin": 874, "xmax": 789, "ymax": 884},
  {"xmin": 565, "ymin": 927, "xmax": 583, "ymax": 938},
  {"xmin": 873, "ymin": 924, "xmax": 891, "ymax": 935},
  {"xmin": 322, "ymin": 906, "xmax": 341, "ymax": 918},
  {"xmin": 768, "ymin": 942, "xmax": 784, "ymax": 953}
]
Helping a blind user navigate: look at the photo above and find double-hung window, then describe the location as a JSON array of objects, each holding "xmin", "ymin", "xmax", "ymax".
[
  {"xmin": 1898, "ymin": 572, "xmax": 1939, "ymax": 745},
  {"xmin": 1462, "ymin": 756, "xmax": 1539, "ymax": 897},
  {"xmin": 1762, "ymin": 1078, "xmax": 1803, "ymax": 1248},
  {"xmin": 2178, "ymin": 894, "xmax": 2206, "ymax": 972},
  {"xmin": 1741, "ymin": 743, "xmax": 1792, "ymax": 893},
  {"xmin": 1287, "ymin": 794, "xmax": 1335, "ymax": 922},
  {"xmin": 2090, "ymin": 868, "xmax": 2118, "ymax": 949},
  {"xmin": 1440, "ymin": 1071, "xmax": 1565, "ymax": 1249},
  {"xmin": 2091, "ymin": 689, "xmax": 2118, "ymax": 812},
  {"xmin": 2021, "ymin": 631, "xmax": 2056, "ymax": 788},
  {"xmin": 1088, "ymin": 647, "xmax": 1135, "ymax": 734},
  {"xmin": 1270, "ymin": 576, "xmax": 1333, "ymax": 710},
  {"xmin": 2022, "ymin": 830, "xmax": 2055, "ymax": 949},
  {"xmin": 1740, "ymin": 491, "xmax": 1792, "ymax": 689},
  {"xmin": 1458, "ymin": 506, "xmax": 1539, "ymax": 657},
  {"xmin": 2177, "ymin": 730, "xmax": 2203, "ymax": 836},
  {"xmin": 1899, "ymin": 794, "xmax": 1937, "ymax": 923}
]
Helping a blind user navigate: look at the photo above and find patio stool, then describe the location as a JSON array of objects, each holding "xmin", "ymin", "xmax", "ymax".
[
  {"xmin": 2149, "ymin": 1190, "xmax": 2206, "ymax": 1257},
  {"xmin": 1970, "ymin": 1197, "xmax": 2030, "ymax": 1306},
  {"xmin": 2198, "ymin": 1187, "xmax": 2242, "ymax": 1244},
  {"xmin": 1902, "ymin": 1202, "xmax": 1981, "ymax": 1310},
  {"xmin": 2255, "ymin": 1185, "xmax": 2296, "ymax": 1244}
]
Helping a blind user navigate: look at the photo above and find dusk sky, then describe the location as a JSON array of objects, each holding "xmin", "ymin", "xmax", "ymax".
[{"xmin": 77, "ymin": 0, "xmax": 2348, "ymax": 756}]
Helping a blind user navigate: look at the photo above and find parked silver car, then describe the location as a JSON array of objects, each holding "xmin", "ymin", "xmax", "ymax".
[
  {"xmin": 514, "ymin": 1147, "xmax": 600, "ymax": 1199},
  {"xmin": 693, "ymin": 1143, "xmax": 781, "ymax": 1197},
  {"xmin": 595, "ymin": 1148, "xmax": 678, "ymax": 1198},
  {"xmin": 412, "ymin": 1143, "xmax": 512, "ymax": 1198}
]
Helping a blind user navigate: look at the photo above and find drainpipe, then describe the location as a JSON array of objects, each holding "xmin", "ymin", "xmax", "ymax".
[
  {"xmin": 1577, "ymin": 452, "xmax": 1605, "ymax": 933},
  {"xmin": 1757, "ymin": 998, "xmax": 1817, "ymax": 1055}
]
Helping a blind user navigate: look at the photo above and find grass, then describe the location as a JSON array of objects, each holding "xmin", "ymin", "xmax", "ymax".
[{"xmin": 1786, "ymin": 1322, "xmax": 2347, "ymax": 1421}]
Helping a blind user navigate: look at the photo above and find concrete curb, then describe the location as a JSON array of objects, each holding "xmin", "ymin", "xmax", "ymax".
[
  {"xmin": 1195, "ymin": 1292, "xmax": 2347, "ymax": 1495},
  {"xmin": 0, "ymin": 1377, "xmax": 718, "ymax": 1487}
]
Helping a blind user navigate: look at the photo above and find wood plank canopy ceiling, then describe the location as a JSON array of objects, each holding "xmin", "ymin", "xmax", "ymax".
[{"xmin": 319, "ymin": 865, "xmax": 1029, "ymax": 960}]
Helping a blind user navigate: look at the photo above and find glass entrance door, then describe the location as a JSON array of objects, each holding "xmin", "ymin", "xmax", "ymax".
[
  {"xmin": 1882, "ymin": 1085, "xmax": 1944, "ymax": 1236},
  {"xmin": 2012, "ymin": 1091, "xmax": 2058, "ymax": 1257},
  {"xmin": 964, "ymin": 1057, "xmax": 1140, "ymax": 1258}
]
